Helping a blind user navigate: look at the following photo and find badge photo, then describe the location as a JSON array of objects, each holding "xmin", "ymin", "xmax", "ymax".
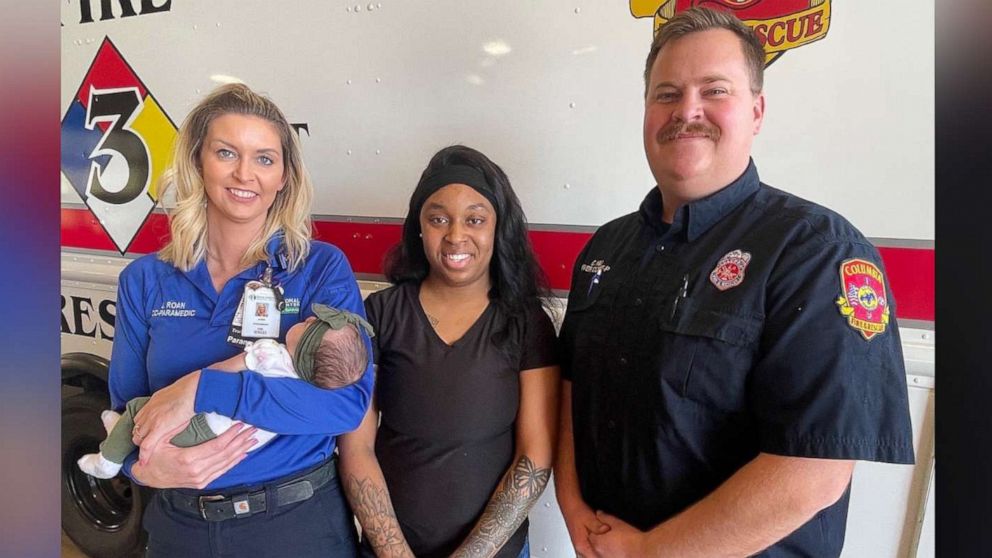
[{"xmin": 241, "ymin": 282, "xmax": 280, "ymax": 339}]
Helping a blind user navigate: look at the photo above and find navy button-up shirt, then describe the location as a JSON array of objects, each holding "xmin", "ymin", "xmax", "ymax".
[{"xmin": 559, "ymin": 160, "xmax": 914, "ymax": 557}]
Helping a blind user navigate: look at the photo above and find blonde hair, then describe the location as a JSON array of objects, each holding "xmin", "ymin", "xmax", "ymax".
[{"xmin": 158, "ymin": 83, "xmax": 313, "ymax": 272}]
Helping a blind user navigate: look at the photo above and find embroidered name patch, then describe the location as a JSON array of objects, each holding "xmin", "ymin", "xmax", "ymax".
[
  {"xmin": 709, "ymin": 250, "xmax": 751, "ymax": 291},
  {"xmin": 282, "ymin": 297, "xmax": 301, "ymax": 314},
  {"xmin": 580, "ymin": 259, "xmax": 611, "ymax": 274},
  {"xmin": 150, "ymin": 300, "xmax": 197, "ymax": 318},
  {"xmin": 835, "ymin": 258, "xmax": 889, "ymax": 340}
]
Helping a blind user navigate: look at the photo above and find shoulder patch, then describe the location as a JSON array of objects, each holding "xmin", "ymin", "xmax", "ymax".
[
  {"xmin": 709, "ymin": 250, "xmax": 751, "ymax": 291},
  {"xmin": 835, "ymin": 258, "xmax": 890, "ymax": 340}
]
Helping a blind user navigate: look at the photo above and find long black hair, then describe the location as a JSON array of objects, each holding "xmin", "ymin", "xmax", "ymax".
[{"xmin": 384, "ymin": 145, "xmax": 553, "ymax": 332}]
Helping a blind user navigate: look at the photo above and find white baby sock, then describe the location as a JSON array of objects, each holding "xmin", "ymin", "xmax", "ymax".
[{"xmin": 77, "ymin": 453, "xmax": 123, "ymax": 479}]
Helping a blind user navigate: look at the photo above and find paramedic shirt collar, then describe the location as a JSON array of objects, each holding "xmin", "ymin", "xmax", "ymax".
[
  {"xmin": 182, "ymin": 234, "xmax": 290, "ymax": 301},
  {"xmin": 640, "ymin": 159, "xmax": 760, "ymax": 242}
]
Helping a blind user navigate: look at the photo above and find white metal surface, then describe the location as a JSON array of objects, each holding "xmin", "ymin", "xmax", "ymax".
[{"xmin": 60, "ymin": 1, "xmax": 934, "ymax": 239}]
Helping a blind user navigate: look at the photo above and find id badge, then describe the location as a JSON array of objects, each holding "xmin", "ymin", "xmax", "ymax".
[
  {"xmin": 228, "ymin": 267, "xmax": 283, "ymax": 347},
  {"xmin": 240, "ymin": 281, "xmax": 281, "ymax": 339}
]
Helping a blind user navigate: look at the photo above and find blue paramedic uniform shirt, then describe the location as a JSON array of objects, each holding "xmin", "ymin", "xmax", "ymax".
[
  {"xmin": 559, "ymin": 160, "xmax": 915, "ymax": 557},
  {"xmin": 109, "ymin": 235, "xmax": 374, "ymax": 489}
]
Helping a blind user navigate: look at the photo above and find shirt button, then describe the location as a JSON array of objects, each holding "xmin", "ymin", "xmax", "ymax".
[
  {"xmin": 656, "ymin": 244, "xmax": 666, "ymax": 253},
  {"xmin": 619, "ymin": 356, "xmax": 628, "ymax": 366},
  {"xmin": 634, "ymin": 298, "xmax": 643, "ymax": 306}
]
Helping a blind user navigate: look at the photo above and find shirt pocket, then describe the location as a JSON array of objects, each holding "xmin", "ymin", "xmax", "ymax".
[
  {"xmin": 562, "ymin": 273, "xmax": 612, "ymax": 380},
  {"xmin": 658, "ymin": 298, "xmax": 763, "ymax": 414}
]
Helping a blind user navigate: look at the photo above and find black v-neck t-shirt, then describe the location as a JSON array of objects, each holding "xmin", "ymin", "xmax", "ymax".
[{"xmin": 365, "ymin": 282, "xmax": 558, "ymax": 558}]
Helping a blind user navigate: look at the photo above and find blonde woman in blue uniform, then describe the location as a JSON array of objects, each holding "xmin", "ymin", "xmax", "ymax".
[{"xmin": 109, "ymin": 83, "xmax": 371, "ymax": 557}]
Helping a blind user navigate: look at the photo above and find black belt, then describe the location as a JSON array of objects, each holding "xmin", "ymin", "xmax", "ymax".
[{"xmin": 164, "ymin": 459, "xmax": 338, "ymax": 521}]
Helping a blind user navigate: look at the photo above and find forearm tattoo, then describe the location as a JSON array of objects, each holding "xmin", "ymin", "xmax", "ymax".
[
  {"xmin": 345, "ymin": 475, "xmax": 414, "ymax": 558},
  {"xmin": 452, "ymin": 455, "xmax": 552, "ymax": 558}
]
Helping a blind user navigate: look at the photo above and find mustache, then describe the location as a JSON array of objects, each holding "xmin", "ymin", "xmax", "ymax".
[{"xmin": 659, "ymin": 121, "xmax": 719, "ymax": 142}]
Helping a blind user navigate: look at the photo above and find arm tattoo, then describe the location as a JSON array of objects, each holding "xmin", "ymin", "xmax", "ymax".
[
  {"xmin": 344, "ymin": 475, "xmax": 414, "ymax": 558},
  {"xmin": 451, "ymin": 455, "xmax": 552, "ymax": 558}
]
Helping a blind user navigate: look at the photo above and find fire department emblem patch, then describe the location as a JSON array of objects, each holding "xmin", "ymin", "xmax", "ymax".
[
  {"xmin": 631, "ymin": 0, "xmax": 831, "ymax": 66},
  {"xmin": 835, "ymin": 258, "xmax": 890, "ymax": 340},
  {"xmin": 60, "ymin": 37, "xmax": 177, "ymax": 254},
  {"xmin": 709, "ymin": 249, "xmax": 751, "ymax": 291}
]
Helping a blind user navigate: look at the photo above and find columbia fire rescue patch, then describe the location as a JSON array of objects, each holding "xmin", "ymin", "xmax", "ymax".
[
  {"xmin": 835, "ymin": 258, "xmax": 890, "ymax": 340},
  {"xmin": 631, "ymin": 0, "xmax": 832, "ymax": 66},
  {"xmin": 709, "ymin": 249, "xmax": 751, "ymax": 291},
  {"xmin": 60, "ymin": 37, "xmax": 177, "ymax": 254}
]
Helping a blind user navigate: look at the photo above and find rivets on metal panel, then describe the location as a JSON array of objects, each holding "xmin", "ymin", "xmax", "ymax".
[
  {"xmin": 192, "ymin": 24, "xmax": 198, "ymax": 30},
  {"xmin": 346, "ymin": 79, "xmax": 352, "ymax": 85},
  {"xmin": 575, "ymin": 7, "xmax": 581, "ymax": 14},
  {"xmin": 216, "ymin": 22, "xmax": 221, "ymax": 28},
  {"xmin": 353, "ymin": 233, "xmax": 360, "ymax": 239},
  {"xmin": 376, "ymin": 77, "xmax": 382, "ymax": 83},
  {"xmin": 375, "ymin": 149, "xmax": 381, "ymax": 155},
  {"xmin": 347, "ymin": 149, "xmax": 353, "ymax": 155},
  {"xmin": 569, "ymin": 102, "xmax": 576, "ymax": 108},
  {"xmin": 354, "ymin": 4, "xmax": 362, "ymax": 11},
  {"xmin": 368, "ymin": 2, "xmax": 375, "ymax": 10},
  {"xmin": 365, "ymin": 234, "xmax": 373, "ymax": 240},
  {"xmin": 563, "ymin": 183, "xmax": 571, "ymax": 190}
]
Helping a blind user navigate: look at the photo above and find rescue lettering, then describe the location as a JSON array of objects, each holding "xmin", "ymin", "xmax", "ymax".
[
  {"xmin": 61, "ymin": 295, "xmax": 115, "ymax": 340},
  {"xmin": 77, "ymin": 0, "xmax": 171, "ymax": 24},
  {"xmin": 752, "ymin": 12, "xmax": 824, "ymax": 49}
]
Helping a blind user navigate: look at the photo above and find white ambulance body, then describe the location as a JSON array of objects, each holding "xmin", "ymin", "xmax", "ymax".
[{"xmin": 60, "ymin": 2, "xmax": 934, "ymax": 557}]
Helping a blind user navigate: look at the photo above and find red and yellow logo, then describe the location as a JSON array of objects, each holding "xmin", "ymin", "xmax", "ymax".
[
  {"xmin": 631, "ymin": 0, "xmax": 831, "ymax": 66},
  {"xmin": 835, "ymin": 258, "xmax": 890, "ymax": 340}
]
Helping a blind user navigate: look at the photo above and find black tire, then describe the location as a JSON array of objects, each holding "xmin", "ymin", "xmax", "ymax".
[{"xmin": 62, "ymin": 391, "xmax": 151, "ymax": 558}]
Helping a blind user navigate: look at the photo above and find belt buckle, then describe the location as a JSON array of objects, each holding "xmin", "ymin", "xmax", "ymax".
[{"xmin": 197, "ymin": 494, "xmax": 226, "ymax": 520}]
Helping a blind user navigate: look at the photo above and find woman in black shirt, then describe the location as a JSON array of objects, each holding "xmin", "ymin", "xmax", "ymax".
[{"xmin": 339, "ymin": 145, "xmax": 560, "ymax": 558}]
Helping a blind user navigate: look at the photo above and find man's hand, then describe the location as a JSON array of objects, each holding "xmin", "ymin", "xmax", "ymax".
[
  {"xmin": 130, "ymin": 422, "xmax": 257, "ymax": 489},
  {"xmin": 133, "ymin": 371, "xmax": 200, "ymax": 464},
  {"xmin": 588, "ymin": 511, "xmax": 650, "ymax": 558},
  {"xmin": 560, "ymin": 499, "xmax": 610, "ymax": 558}
]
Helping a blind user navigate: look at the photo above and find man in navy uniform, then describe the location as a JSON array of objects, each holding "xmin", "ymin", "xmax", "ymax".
[{"xmin": 555, "ymin": 7, "xmax": 915, "ymax": 557}]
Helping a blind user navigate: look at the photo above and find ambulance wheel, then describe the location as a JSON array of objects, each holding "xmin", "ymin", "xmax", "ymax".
[{"xmin": 62, "ymin": 391, "xmax": 150, "ymax": 558}]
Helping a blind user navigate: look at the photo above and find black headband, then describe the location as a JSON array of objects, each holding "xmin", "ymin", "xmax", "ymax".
[{"xmin": 417, "ymin": 164, "xmax": 499, "ymax": 212}]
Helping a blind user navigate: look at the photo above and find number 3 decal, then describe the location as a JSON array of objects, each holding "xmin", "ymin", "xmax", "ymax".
[{"xmin": 84, "ymin": 87, "xmax": 151, "ymax": 205}]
